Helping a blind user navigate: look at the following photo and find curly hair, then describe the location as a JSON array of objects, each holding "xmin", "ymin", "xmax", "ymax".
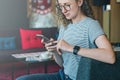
[{"xmin": 55, "ymin": 0, "xmax": 94, "ymax": 27}]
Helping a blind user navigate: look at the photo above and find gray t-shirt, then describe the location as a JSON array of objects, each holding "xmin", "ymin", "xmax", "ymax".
[{"xmin": 58, "ymin": 17, "xmax": 104, "ymax": 80}]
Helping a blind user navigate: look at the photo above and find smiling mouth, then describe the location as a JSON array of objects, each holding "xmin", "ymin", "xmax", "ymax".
[{"xmin": 64, "ymin": 13, "xmax": 69, "ymax": 16}]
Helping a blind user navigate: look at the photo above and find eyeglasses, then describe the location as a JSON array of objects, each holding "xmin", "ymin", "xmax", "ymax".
[{"xmin": 56, "ymin": 4, "xmax": 71, "ymax": 11}]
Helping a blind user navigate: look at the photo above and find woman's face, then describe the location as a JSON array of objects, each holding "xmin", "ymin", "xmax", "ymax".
[{"xmin": 57, "ymin": 0, "xmax": 82, "ymax": 20}]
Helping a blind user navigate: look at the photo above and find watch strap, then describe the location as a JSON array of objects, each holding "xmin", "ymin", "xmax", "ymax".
[{"xmin": 73, "ymin": 46, "xmax": 80, "ymax": 55}]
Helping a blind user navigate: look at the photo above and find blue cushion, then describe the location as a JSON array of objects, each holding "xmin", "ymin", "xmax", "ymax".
[{"xmin": 0, "ymin": 37, "xmax": 16, "ymax": 50}]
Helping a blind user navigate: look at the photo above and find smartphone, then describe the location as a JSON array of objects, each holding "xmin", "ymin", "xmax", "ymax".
[{"xmin": 36, "ymin": 34, "xmax": 50, "ymax": 43}]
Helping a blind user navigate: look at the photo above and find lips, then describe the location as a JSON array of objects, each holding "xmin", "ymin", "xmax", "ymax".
[{"xmin": 63, "ymin": 12, "xmax": 68, "ymax": 15}]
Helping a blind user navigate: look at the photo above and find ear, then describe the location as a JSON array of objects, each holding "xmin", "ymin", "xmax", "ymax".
[{"xmin": 78, "ymin": 0, "xmax": 83, "ymax": 7}]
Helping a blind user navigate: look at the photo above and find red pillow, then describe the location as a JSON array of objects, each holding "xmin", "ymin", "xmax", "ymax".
[{"xmin": 20, "ymin": 28, "xmax": 44, "ymax": 49}]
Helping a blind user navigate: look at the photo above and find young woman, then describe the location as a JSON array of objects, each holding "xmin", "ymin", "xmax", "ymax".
[{"xmin": 16, "ymin": 0, "xmax": 115, "ymax": 80}]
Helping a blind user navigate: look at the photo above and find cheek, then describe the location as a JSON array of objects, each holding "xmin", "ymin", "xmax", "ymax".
[
  {"xmin": 69, "ymin": 10, "xmax": 79, "ymax": 18},
  {"xmin": 64, "ymin": 7, "xmax": 79, "ymax": 19}
]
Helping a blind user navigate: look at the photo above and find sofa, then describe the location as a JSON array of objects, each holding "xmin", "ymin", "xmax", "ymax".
[
  {"xmin": 1, "ymin": 27, "xmax": 120, "ymax": 80},
  {"xmin": 76, "ymin": 51, "xmax": 120, "ymax": 80},
  {"xmin": 0, "ymin": 27, "xmax": 60, "ymax": 80}
]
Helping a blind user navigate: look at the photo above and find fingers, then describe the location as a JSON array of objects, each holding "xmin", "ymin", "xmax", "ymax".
[
  {"xmin": 45, "ymin": 40, "xmax": 57, "ymax": 47},
  {"xmin": 45, "ymin": 43, "xmax": 56, "ymax": 51},
  {"xmin": 50, "ymin": 38, "xmax": 54, "ymax": 41},
  {"xmin": 43, "ymin": 38, "xmax": 68, "ymax": 55},
  {"xmin": 41, "ymin": 38, "xmax": 54, "ymax": 44},
  {"xmin": 44, "ymin": 38, "xmax": 58, "ymax": 52},
  {"xmin": 46, "ymin": 46, "xmax": 56, "ymax": 52},
  {"xmin": 45, "ymin": 42, "xmax": 53, "ymax": 47}
]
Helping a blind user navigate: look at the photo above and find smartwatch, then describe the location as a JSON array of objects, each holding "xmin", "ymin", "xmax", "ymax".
[{"xmin": 73, "ymin": 46, "xmax": 80, "ymax": 55}]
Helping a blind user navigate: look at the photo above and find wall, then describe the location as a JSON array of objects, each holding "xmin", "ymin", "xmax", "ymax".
[
  {"xmin": 91, "ymin": 0, "xmax": 120, "ymax": 42},
  {"xmin": 0, "ymin": 0, "xmax": 28, "ymax": 30},
  {"xmin": 103, "ymin": 10, "xmax": 110, "ymax": 39},
  {"xmin": 89, "ymin": 0, "xmax": 103, "ymax": 26},
  {"xmin": 110, "ymin": 0, "xmax": 120, "ymax": 42},
  {"xmin": 91, "ymin": 6, "xmax": 103, "ymax": 26}
]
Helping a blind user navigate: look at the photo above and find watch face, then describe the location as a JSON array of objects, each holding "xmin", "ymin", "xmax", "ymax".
[{"xmin": 32, "ymin": 0, "xmax": 52, "ymax": 14}]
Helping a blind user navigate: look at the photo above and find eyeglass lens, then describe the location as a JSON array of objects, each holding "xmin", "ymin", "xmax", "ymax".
[{"xmin": 57, "ymin": 4, "xmax": 71, "ymax": 11}]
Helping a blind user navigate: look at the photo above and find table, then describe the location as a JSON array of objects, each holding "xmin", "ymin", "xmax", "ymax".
[
  {"xmin": 24, "ymin": 59, "xmax": 55, "ymax": 74},
  {"xmin": 11, "ymin": 52, "xmax": 56, "ymax": 80}
]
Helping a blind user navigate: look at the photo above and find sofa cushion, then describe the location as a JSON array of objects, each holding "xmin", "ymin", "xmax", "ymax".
[
  {"xmin": 20, "ymin": 28, "xmax": 44, "ymax": 50},
  {"xmin": 0, "ymin": 37, "xmax": 16, "ymax": 50}
]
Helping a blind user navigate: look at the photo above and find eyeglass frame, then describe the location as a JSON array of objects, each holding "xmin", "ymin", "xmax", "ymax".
[{"xmin": 56, "ymin": 3, "xmax": 71, "ymax": 11}]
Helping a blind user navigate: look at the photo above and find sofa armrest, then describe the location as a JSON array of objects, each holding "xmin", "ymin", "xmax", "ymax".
[
  {"xmin": 76, "ymin": 52, "xmax": 120, "ymax": 80},
  {"xmin": 90, "ymin": 52, "xmax": 120, "ymax": 80}
]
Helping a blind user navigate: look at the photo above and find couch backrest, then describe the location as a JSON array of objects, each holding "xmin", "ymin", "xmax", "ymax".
[
  {"xmin": 0, "ymin": 27, "xmax": 58, "ymax": 50},
  {"xmin": 0, "ymin": 27, "xmax": 58, "ymax": 63},
  {"xmin": 0, "ymin": 28, "xmax": 21, "ymax": 49}
]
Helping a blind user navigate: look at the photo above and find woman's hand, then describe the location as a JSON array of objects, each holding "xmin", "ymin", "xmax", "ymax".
[
  {"xmin": 42, "ymin": 38, "xmax": 57, "ymax": 52},
  {"xmin": 57, "ymin": 39, "xmax": 73, "ymax": 55}
]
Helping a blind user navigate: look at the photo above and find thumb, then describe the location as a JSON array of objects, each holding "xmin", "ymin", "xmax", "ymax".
[
  {"xmin": 57, "ymin": 48, "xmax": 62, "ymax": 55},
  {"xmin": 50, "ymin": 38, "xmax": 54, "ymax": 42}
]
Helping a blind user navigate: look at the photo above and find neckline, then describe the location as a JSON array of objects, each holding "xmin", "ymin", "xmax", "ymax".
[{"xmin": 70, "ymin": 17, "xmax": 89, "ymax": 26}]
